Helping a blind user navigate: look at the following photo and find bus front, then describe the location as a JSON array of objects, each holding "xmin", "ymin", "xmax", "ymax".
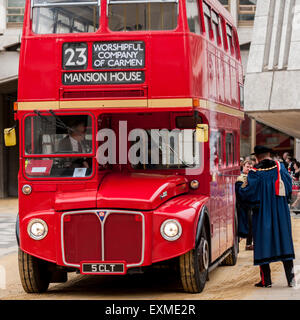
[{"xmin": 15, "ymin": 0, "xmax": 214, "ymax": 294}]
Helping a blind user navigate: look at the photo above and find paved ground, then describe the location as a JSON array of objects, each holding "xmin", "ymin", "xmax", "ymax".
[
  {"xmin": 1, "ymin": 198, "xmax": 300, "ymax": 300},
  {"xmin": 0, "ymin": 198, "xmax": 18, "ymax": 258}
]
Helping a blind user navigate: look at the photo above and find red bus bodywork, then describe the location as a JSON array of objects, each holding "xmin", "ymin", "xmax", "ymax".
[{"xmin": 16, "ymin": 0, "xmax": 244, "ymax": 293}]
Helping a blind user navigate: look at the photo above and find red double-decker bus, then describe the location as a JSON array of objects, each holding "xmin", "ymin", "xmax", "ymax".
[{"xmin": 11, "ymin": 0, "xmax": 244, "ymax": 293}]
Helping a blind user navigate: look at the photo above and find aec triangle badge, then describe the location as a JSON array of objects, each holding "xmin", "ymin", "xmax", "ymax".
[{"xmin": 97, "ymin": 211, "xmax": 107, "ymax": 222}]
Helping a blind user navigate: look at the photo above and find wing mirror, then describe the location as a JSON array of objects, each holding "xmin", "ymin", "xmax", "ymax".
[
  {"xmin": 4, "ymin": 127, "xmax": 16, "ymax": 147},
  {"xmin": 196, "ymin": 124, "xmax": 209, "ymax": 143}
]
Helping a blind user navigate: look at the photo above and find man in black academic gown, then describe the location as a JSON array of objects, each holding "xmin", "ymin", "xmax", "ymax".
[{"xmin": 237, "ymin": 146, "xmax": 295, "ymax": 288}]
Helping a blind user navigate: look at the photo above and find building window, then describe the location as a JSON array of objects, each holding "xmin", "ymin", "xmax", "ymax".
[
  {"xmin": 238, "ymin": 0, "xmax": 256, "ymax": 26},
  {"xmin": 219, "ymin": 0, "xmax": 230, "ymax": 12},
  {"xmin": 7, "ymin": 0, "xmax": 25, "ymax": 26}
]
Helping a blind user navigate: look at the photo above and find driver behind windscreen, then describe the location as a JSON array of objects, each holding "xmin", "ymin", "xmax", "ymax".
[{"xmin": 58, "ymin": 120, "xmax": 90, "ymax": 168}]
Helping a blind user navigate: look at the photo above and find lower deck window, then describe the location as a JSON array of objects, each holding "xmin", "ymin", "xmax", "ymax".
[{"xmin": 131, "ymin": 129, "xmax": 199, "ymax": 170}]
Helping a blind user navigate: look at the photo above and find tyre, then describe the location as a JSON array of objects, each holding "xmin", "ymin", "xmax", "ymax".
[
  {"xmin": 222, "ymin": 216, "xmax": 238, "ymax": 266},
  {"xmin": 179, "ymin": 228, "xmax": 209, "ymax": 293},
  {"xmin": 18, "ymin": 248, "xmax": 51, "ymax": 293}
]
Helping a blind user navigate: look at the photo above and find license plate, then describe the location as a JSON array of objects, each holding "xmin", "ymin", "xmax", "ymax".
[{"xmin": 80, "ymin": 262, "xmax": 126, "ymax": 275}]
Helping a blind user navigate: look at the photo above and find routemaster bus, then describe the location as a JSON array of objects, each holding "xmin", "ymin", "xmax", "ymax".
[{"xmin": 5, "ymin": 0, "xmax": 244, "ymax": 293}]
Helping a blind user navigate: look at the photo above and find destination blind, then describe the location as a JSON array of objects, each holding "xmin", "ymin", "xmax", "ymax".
[
  {"xmin": 93, "ymin": 41, "xmax": 145, "ymax": 69},
  {"xmin": 62, "ymin": 71, "xmax": 145, "ymax": 85},
  {"xmin": 62, "ymin": 41, "xmax": 145, "ymax": 85}
]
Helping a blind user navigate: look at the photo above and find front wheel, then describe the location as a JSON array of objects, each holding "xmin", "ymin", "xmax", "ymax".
[
  {"xmin": 179, "ymin": 228, "xmax": 209, "ymax": 293},
  {"xmin": 18, "ymin": 248, "xmax": 51, "ymax": 293}
]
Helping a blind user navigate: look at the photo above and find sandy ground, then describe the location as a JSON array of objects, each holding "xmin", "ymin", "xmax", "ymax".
[
  {"xmin": 0, "ymin": 198, "xmax": 18, "ymax": 215},
  {"xmin": 1, "ymin": 198, "xmax": 300, "ymax": 300}
]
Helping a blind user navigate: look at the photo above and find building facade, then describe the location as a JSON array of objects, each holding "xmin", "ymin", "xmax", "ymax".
[
  {"xmin": 222, "ymin": 0, "xmax": 296, "ymax": 158},
  {"xmin": 244, "ymin": 0, "xmax": 300, "ymax": 158}
]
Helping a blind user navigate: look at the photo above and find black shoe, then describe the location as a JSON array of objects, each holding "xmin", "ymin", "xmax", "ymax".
[
  {"xmin": 288, "ymin": 279, "xmax": 296, "ymax": 287},
  {"xmin": 255, "ymin": 281, "xmax": 272, "ymax": 288}
]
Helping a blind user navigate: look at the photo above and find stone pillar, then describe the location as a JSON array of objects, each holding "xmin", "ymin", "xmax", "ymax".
[
  {"xmin": 230, "ymin": 0, "xmax": 238, "ymax": 27},
  {"xmin": 287, "ymin": 0, "xmax": 300, "ymax": 69},
  {"xmin": 250, "ymin": 118, "xmax": 256, "ymax": 153}
]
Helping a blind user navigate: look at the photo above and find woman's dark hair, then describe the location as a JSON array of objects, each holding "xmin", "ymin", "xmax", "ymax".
[{"xmin": 295, "ymin": 161, "xmax": 300, "ymax": 169}]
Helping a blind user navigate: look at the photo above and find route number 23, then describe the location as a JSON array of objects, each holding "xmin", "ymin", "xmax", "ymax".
[{"xmin": 63, "ymin": 43, "xmax": 88, "ymax": 70}]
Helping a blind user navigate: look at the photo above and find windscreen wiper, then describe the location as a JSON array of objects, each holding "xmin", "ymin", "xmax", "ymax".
[
  {"xmin": 33, "ymin": 110, "xmax": 63, "ymax": 130},
  {"xmin": 49, "ymin": 110, "xmax": 74, "ymax": 133},
  {"xmin": 153, "ymin": 130, "xmax": 195, "ymax": 168},
  {"xmin": 34, "ymin": 110, "xmax": 52, "ymax": 123},
  {"xmin": 34, "ymin": 110, "xmax": 74, "ymax": 132}
]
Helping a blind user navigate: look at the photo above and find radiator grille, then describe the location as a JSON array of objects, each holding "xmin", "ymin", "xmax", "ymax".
[
  {"xmin": 62, "ymin": 211, "xmax": 144, "ymax": 267},
  {"xmin": 63, "ymin": 213, "xmax": 102, "ymax": 265},
  {"xmin": 104, "ymin": 213, "xmax": 143, "ymax": 264}
]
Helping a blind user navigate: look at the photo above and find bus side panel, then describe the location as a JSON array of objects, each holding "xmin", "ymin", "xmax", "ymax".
[
  {"xmin": 188, "ymin": 34, "xmax": 207, "ymax": 99},
  {"xmin": 149, "ymin": 34, "xmax": 191, "ymax": 99},
  {"xmin": 18, "ymin": 39, "xmax": 59, "ymax": 102}
]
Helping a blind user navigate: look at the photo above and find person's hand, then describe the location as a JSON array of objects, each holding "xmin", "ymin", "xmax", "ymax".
[{"xmin": 83, "ymin": 161, "xmax": 89, "ymax": 168}]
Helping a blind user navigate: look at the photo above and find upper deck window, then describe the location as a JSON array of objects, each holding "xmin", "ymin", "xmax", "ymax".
[
  {"xmin": 219, "ymin": 16, "xmax": 225, "ymax": 48},
  {"xmin": 211, "ymin": 10, "xmax": 220, "ymax": 45},
  {"xmin": 203, "ymin": 2, "xmax": 211, "ymax": 39},
  {"xmin": 226, "ymin": 23, "xmax": 234, "ymax": 54},
  {"xmin": 186, "ymin": 0, "xmax": 201, "ymax": 34},
  {"xmin": 108, "ymin": 0, "xmax": 178, "ymax": 31},
  {"xmin": 32, "ymin": 0, "xmax": 99, "ymax": 34}
]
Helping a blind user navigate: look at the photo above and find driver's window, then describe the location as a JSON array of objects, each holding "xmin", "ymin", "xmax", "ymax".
[
  {"xmin": 24, "ymin": 114, "xmax": 93, "ymax": 178},
  {"xmin": 24, "ymin": 114, "xmax": 92, "ymax": 155}
]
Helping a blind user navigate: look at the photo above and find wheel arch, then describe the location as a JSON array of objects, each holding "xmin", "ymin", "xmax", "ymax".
[
  {"xmin": 16, "ymin": 213, "xmax": 20, "ymax": 247},
  {"xmin": 195, "ymin": 205, "xmax": 211, "ymax": 263}
]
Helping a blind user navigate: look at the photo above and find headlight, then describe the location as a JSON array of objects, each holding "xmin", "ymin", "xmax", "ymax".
[
  {"xmin": 27, "ymin": 219, "xmax": 48, "ymax": 240},
  {"xmin": 22, "ymin": 184, "xmax": 32, "ymax": 195},
  {"xmin": 190, "ymin": 180, "xmax": 199, "ymax": 189},
  {"xmin": 160, "ymin": 219, "xmax": 182, "ymax": 241}
]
